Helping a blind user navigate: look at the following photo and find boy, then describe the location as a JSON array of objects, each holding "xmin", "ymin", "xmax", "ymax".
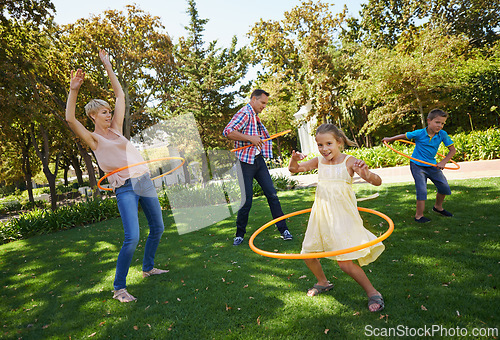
[{"xmin": 383, "ymin": 109, "xmax": 456, "ymax": 223}]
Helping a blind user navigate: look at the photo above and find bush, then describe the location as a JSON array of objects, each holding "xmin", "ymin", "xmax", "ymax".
[
  {"xmin": 347, "ymin": 128, "xmax": 500, "ymax": 168},
  {"xmin": 252, "ymin": 173, "xmax": 298, "ymax": 197},
  {"xmin": 0, "ymin": 198, "xmax": 119, "ymax": 244},
  {"xmin": 158, "ymin": 181, "xmax": 240, "ymax": 209}
]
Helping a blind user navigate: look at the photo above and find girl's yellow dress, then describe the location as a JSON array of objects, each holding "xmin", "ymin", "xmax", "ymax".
[{"xmin": 301, "ymin": 155, "xmax": 384, "ymax": 265}]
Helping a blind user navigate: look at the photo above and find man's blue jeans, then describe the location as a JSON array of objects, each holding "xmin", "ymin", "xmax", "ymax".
[
  {"xmin": 236, "ymin": 155, "xmax": 287, "ymax": 238},
  {"xmin": 113, "ymin": 173, "xmax": 164, "ymax": 290}
]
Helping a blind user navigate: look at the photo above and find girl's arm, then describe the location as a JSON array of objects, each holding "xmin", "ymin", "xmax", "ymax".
[
  {"xmin": 436, "ymin": 144, "xmax": 456, "ymax": 170},
  {"xmin": 382, "ymin": 133, "xmax": 407, "ymax": 143},
  {"xmin": 347, "ymin": 157, "xmax": 382, "ymax": 186},
  {"xmin": 99, "ymin": 50, "xmax": 125, "ymax": 133},
  {"xmin": 288, "ymin": 151, "xmax": 318, "ymax": 174},
  {"xmin": 65, "ymin": 69, "xmax": 98, "ymax": 150}
]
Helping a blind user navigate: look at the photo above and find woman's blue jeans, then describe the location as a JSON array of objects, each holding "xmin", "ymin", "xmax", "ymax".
[{"xmin": 113, "ymin": 173, "xmax": 164, "ymax": 290}]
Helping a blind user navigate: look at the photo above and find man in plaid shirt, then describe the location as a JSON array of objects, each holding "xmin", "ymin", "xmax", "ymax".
[{"xmin": 223, "ymin": 89, "xmax": 292, "ymax": 246}]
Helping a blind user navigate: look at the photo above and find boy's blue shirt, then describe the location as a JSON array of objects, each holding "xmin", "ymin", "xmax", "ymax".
[{"xmin": 405, "ymin": 128, "xmax": 454, "ymax": 166}]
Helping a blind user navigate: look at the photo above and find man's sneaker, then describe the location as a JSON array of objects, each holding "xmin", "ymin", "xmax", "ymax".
[
  {"xmin": 281, "ymin": 230, "xmax": 293, "ymax": 240},
  {"xmin": 233, "ymin": 236, "xmax": 244, "ymax": 246}
]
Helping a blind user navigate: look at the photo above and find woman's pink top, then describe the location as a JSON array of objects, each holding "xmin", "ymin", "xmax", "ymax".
[{"xmin": 92, "ymin": 128, "xmax": 149, "ymax": 188}]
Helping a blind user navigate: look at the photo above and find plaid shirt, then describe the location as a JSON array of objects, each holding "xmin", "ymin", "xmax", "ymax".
[{"xmin": 223, "ymin": 103, "xmax": 272, "ymax": 164}]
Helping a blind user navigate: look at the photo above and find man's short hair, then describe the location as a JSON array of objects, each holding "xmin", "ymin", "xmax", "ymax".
[
  {"xmin": 250, "ymin": 89, "xmax": 269, "ymax": 99},
  {"xmin": 427, "ymin": 108, "xmax": 448, "ymax": 121}
]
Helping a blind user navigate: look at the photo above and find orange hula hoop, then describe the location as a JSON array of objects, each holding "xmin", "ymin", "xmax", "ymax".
[
  {"xmin": 230, "ymin": 129, "xmax": 292, "ymax": 152},
  {"xmin": 249, "ymin": 207, "xmax": 394, "ymax": 259},
  {"xmin": 97, "ymin": 157, "xmax": 186, "ymax": 191},
  {"xmin": 384, "ymin": 140, "xmax": 460, "ymax": 170}
]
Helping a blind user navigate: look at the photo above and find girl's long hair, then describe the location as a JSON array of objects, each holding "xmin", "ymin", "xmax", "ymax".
[{"xmin": 316, "ymin": 124, "xmax": 357, "ymax": 149}]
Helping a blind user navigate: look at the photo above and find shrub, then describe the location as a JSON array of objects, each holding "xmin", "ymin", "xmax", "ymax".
[
  {"xmin": 0, "ymin": 198, "xmax": 119, "ymax": 244},
  {"xmin": 158, "ymin": 181, "xmax": 240, "ymax": 209},
  {"xmin": 252, "ymin": 173, "xmax": 298, "ymax": 197},
  {"xmin": 347, "ymin": 128, "xmax": 500, "ymax": 168}
]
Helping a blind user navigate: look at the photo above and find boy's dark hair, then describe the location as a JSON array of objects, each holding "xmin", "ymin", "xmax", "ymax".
[
  {"xmin": 315, "ymin": 123, "xmax": 357, "ymax": 149},
  {"xmin": 427, "ymin": 109, "xmax": 448, "ymax": 121},
  {"xmin": 250, "ymin": 89, "xmax": 270, "ymax": 98}
]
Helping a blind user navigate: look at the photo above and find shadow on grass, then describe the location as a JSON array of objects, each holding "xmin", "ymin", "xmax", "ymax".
[{"xmin": 1, "ymin": 177, "xmax": 499, "ymax": 339}]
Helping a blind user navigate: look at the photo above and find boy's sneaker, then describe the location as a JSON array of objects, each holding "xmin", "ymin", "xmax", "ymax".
[
  {"xmin": 433, "ymin": 207, "xmax": 453, "ymax": 217},
  {"xmin": 233, "ymin": 236, "xmax": 244, "ymax": 246},
  {"xmin": 281, "ymin": 230, "xmax": 293, "ymax": 240},
  {"xmin": 414, "ymin": 216, "xmax": 431, "ymax": 223}
]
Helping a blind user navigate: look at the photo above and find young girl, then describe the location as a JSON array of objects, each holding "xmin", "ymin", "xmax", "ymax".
[
  {"xmin": 65, "ymin": 50, "xmax": 168, "ymax": 303},
  {"xmin": 288, "ymin": 124, "xmax": 385, "ymax": 312}
]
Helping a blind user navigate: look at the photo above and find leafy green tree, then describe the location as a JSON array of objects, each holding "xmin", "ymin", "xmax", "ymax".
[
  {"xmin": 0, "ymin": 0, "xmax": 54, "ymax": 24},
  {"xmin": 61, "ymin": 4, "xmax": 175, "ymax": 139},
  {"xmin": 165, "ymin": 0, "xmax": 251, "ymax": 179},
  {"xmin": 447, "ymin": 42, "xmax": 500, "ymax": 130},
  {"xmin": 249, "ymin": 0, "xmax": 346, "ymax": 126},
  {"xmin": 352, "ymin": 26, "xmax": 470, "ymax": 136},
  {"xmin": 169, "ymin": 0, "xmax": 251, "ymax": 148},
  {"xmin": 348, "ymin": 0, "xmax": 500, "ymax": 48},
  {"xmin": 0, "ymin": 1, "xmax": 61, "ymax": 201}
]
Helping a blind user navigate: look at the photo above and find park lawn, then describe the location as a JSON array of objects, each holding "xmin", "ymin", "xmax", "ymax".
[{"xmin": 0, "ymin": 177, "xmax": 499, "ymax": 339}]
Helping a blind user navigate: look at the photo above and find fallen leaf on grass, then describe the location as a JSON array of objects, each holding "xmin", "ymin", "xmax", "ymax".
[
  {"xmin": 421, "ymin": 305, "xmax": 427, "ymax": 311},
  {"xmin": 243, "ymin": 285, "xmax": 248, "ymax": 288},
  {"xmin": 133, "ymin": 326, "xmax": 138, "ymax": 330},
  {"xmin": 88, "ymin": 332, "xmax": 96, "ymax": 337},
  {"xmin": 257, "ymin": 316, "xmax": 261, "ymax": 325},
  {"xmin": 42, "ymin": 325, "xmax": 49, "ymax": 329},
  {"xmin": 324, "ymin": 329, "xmax": 329, "ymax": 334},
  {"xmin": 298, "ymin": 275, "xmax": 307, "ymax": 279},
  {"xmin": 353, "ymin": 312, "xmax": 360, "ymax": 316},
  {"xmin": 99, "ymin": 321, "xmax": 105, "ymax": 326},
  {"xmin": 168, "ymin": 323, "xmax": 173, "ymax": 331}
]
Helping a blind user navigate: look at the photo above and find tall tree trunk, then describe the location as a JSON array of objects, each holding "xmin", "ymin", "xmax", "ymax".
[
  {"xmin": 22, "ymin": 151, "xmax": 34, "ymax": 203},
  {"xmin": 21, "ymin": 133, "xmax": 34, "ymax": 203},
  {"xmin": 69, "ymin": 153, "xmax": 84, "ymax": 186},
  {"xmin": 30, "ymin": 124, "xmax": 60, "ymax": 211}
]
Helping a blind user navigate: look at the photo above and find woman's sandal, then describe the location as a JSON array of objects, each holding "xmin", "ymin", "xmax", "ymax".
[
  {"xmin": 368, "ymin": 294, "xmax": 385, "ymax": 312},
  {"xmin": 307, "ymin": 282, "xmax": 334, "ymax": 296},
  {"xmin": 113, "ymin": 288, "xmax": 137, "ymax": 303},
  {"xmin": 142, "ymin": 267, "xmax": 169, "ymax": 278}
]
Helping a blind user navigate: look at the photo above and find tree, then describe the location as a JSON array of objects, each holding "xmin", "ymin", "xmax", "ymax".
[
  {"xmin": 0, "ymin": 0, "xmax": 54, "ymax": 25},
  {"xmin": 352, "ymin": 26, "xmax": 470, "ymax": 136},
  {"xmin": 249, "ymin": 0, "xmax": 346, "ymax": 126},
  {"xmin": 167, "ymin": 0, "xmax": 251, "ymax": 179},
  {"xmin": 348, "ymin": 0, "xmax": 500, "ymax": 48},
  {"xmin": 61, "ymin": 5, "xmax": 175, "ymax": 139},
  {"xmin": 0, "ymin": 1, "xmax": 60, "ymax": 200}
]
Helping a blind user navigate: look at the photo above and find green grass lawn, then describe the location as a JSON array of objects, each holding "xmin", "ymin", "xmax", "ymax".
[{"xmin": 1, "ymin": 177, "xmax": 499, "ymax": 339}]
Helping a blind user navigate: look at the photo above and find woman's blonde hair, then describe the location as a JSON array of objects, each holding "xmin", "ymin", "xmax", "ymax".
[
  {"xmin": 316, "ymin": 123, "xmax": 357, "ymax": 149},
  {"xmin": 84, "ymin": 99, "xmax": 111, "ymax": 121}
]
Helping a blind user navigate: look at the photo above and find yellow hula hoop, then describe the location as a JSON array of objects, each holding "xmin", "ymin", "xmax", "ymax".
[
  {"xmin": 384, "ymin": 140, "xmax": 460, "ymax": 170},
  {"xmin": 231, "ymin": 129, "xmax": 292, "ymax": 152},
  {"xmin": 249, "ymin": 206, "xmax": 394, "ymax": 260},
  {"xmin": 97, "ymin": 157, "xmax": 186, "ymax": 191}
]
